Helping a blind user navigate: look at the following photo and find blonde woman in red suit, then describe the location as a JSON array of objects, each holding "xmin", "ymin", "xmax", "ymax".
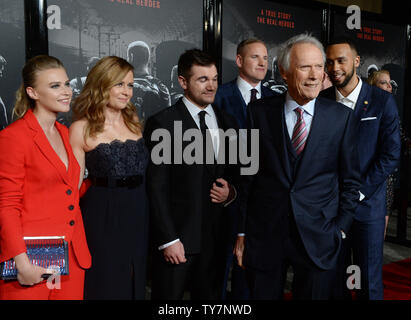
[{"xmin": 0, "ymin": 55, "xmax": 91, "ymax": 300}]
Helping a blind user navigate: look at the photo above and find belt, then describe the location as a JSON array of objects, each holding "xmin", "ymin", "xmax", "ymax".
[{"xmin": 89, "ymin": 175, "xmax": 143, "ymax": 188}]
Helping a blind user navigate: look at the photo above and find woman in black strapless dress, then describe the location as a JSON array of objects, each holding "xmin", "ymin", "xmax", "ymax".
[{"xmin": 69, "ymin": 56, "xmax": 149, "ymax": 299}]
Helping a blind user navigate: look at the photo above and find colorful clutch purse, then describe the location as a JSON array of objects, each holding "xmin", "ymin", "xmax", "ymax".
[{"xmin": 0, "ymin": 236, "xmax": 69, "ymax": 280}]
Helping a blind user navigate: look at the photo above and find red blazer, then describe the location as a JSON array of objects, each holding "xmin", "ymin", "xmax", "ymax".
[{"xmin": 0, "ymin": 109, "xmax": 91, "ymax": 269}]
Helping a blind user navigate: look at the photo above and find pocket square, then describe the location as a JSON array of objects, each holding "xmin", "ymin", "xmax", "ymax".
[{"xmin": 360, "ymin": 117, "xmax": 377, "ymax": 121}]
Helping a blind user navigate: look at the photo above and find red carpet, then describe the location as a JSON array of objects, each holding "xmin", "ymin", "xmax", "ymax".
[
  {"xmin": 282, "ymin": 258, "xmax": 411, "ymax": 300},
  {"xmin": 383, "ymin": 258, "xmax": 411, "ymax": 300}
]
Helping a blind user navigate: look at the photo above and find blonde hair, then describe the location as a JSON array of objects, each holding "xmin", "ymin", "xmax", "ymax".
[
  {"xmin": 367, "ymin": 70, "xmax": 390, "ymax": 86},
  {"xmin": 13, "ymin": 55, "xmax": 64, "ymax": 120},
  {"xmin": 72, "ymin": 56, "xmax": 142, "ymax": 139}
]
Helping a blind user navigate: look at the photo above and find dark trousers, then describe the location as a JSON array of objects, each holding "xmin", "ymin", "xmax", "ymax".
[
  {"xmin": 246, "ymin": 218, "xmax": 338, "ymax": 300},
  {"xmin": 222, "ymin": 250, "xmax": 250, "ymax": 300},
  {"xmin": 333, "ymin": 217, "xmax": 385, "ymax": 300},
  {"xmin": 352, "ymin": 218, "xmax": 385, "ymax": 300},
  {"xmin": 151, "ymin": 245, "xmax": 226, "ymax": 300}
]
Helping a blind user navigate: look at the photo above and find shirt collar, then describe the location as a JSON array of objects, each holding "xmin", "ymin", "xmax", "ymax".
[
  {"xmin": 285, "ymin": 93, "xmax": 315, "ymax": 116},
  {"xmin": 335, "ymin": 76, "xmax": 363, "ymax": 106},
  {"xmin": 182, "ymin": 96, "xmax": 215, "ymax": 120},
  {"xmin": 236, "ymin": 76, "xmax": 261, "ymax": 96}
]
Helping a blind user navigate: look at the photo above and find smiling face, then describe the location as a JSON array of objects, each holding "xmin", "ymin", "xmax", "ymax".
[
  {"xmin": 107, "ymin": 70, "xmax": 134, "ymax": 111},
  {"xmin": 26, "ymin": 68, "xmax": 72, "ymax": 114},
  {"xmin": 236, "ymin": 42, "xmax": 268, "ymax": 86},
  {"xmin": 178, "ymin": 64, "xmax": 218, "ymax": 108},
  {"xmin": 326, "ymin": 43, "xmax": 360, "ymax": 90},
  {"xmin": 280, "ymin": 43, "xmax": 325, "ymax": 105}
]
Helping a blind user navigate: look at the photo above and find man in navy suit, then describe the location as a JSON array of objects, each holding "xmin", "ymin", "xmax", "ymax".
[
  {"xmin": 234, "ymin": 33, "xmax": 361, "ymax": 300},
  {"xmin": 321, "ymin": 39, "xmax": 401, "ymax": 300},
  {"xmin": 213, "ymin": 39, "xmax": 275, "ymax": 299},
  {"xmin": 214, "ymin": 39, "xmax": 275, "ymax": 128}
]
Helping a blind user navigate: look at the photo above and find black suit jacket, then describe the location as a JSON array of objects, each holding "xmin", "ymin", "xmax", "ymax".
[
  {"xmin": 239, "ymin": 94, "xmax": 361, "ymax": 271},
  {"xmin": 144, "ymin": 98, "xmax": 240, "ymax": 254}
]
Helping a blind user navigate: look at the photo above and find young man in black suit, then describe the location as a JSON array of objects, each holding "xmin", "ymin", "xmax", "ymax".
[{"xmin": 144, "ymin": 49, "xmax": 239, "ymax": 300}]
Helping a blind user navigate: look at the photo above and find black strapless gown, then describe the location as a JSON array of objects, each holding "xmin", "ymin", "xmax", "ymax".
[{"xmin": 81, "ymin": 139, "xmax": 149, "ymax": 300}]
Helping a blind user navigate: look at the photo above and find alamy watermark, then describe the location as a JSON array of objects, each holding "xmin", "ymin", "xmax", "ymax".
[
  {"xmin": 149, "ymin": 122, "xmax": 259, "ymax": 176},
  {"xmin": 45, "ymin": 265, "xmax": 62, "ymax": 290},
  {"xmin": 47, "ymin": 5, "xmax": 61, "ymax": 30},
  {"xmin": 346, "ymin": 264, "xmax": 361, "ymax": 290}
]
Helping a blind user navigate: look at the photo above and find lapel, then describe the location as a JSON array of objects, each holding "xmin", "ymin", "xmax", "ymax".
[
  {"xmin": 267, "ymin": 94, "xmax": 292, "ymax": 183},
  {"xmin": 24, "ymin": 109, "xmax": 73, "ymax": 187},
  {"xmin": 293, "ymin": 98, "xmax": 327, "ymax": 183},
  {"xmin": 212, "ymin": 105, "xmax": 229, "ymax": 178},
  {"xmin": 326, "ymin": 84, "xmax": 369, "ymax": 121},
  {"xmin": 228, "ymin": 81, "xmax": 247, "ymax": 124},
  {"xmin": 175, "ymin": 99, "xmax": 198, "ymax": 132}
]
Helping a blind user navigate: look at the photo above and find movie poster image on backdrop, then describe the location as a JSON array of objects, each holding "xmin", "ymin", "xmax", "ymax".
[
  {"xmin": 333, "ymin": 14, "xmax": 407, "ymax": 118},
  {"xmin": 48, "ymin": 0, "xmax": 203, "ymax": 126},
  {"xmin": 221, "ymin": 0, "xmax": 323, "ymax": 89},
  {"xmin": 0, "ymin": 0, "xmax": 25, "ymax": 130}
]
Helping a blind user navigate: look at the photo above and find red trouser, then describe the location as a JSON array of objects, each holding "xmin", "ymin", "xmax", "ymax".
[{"xmin": 0, "ymin": 243, "xmax": 85, "ymax": 300}]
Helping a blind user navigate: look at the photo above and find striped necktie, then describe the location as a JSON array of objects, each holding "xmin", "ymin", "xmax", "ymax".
[{"xmin": 291, "ymin": 107, "xmax": 307, "ymax": 155}]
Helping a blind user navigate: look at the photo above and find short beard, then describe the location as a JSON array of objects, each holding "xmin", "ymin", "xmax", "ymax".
[{"xmin": 333, "ymin": 66, "xmax": 355, "ymax": 89}]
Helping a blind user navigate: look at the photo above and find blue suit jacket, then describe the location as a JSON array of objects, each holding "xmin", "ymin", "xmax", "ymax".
[
  {"xmin": 213, "ymin": 79, "xmax": 276, "ymax": 129},
  {"xmin": 213, "ymin": 79, "xmax": 276, "ymax": 245},
  {"xmin": 321, "ymin": 83, "xmax": 401, "ymax": 222}
]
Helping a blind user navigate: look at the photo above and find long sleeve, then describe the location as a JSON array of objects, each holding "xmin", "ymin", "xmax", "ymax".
[
  {"xmin": 0, "ymin": 130, "xmax": 26, "ymax": 262},
  {"xmin": 144, "ymin": 116, "xmax": 178, "ymax": 248},
  {"xmin": 237, "ymin": 103, "xmax": 257, "ymax": 234},
  {"xmin": 360, "ymin": 94, "xmax": 401, "ymax": 200},
  {"xmin": 336, "ymin": 109, "xmax": 362, "ymax": 232}
]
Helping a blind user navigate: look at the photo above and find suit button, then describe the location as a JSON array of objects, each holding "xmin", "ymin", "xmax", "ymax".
[
  {"xmin": 66, "ymin": 189, "xmax": 72, "ymax": 195},
  {"xmin": 69, "ymin": 220, "xmax": 75, "ymax": 226},
  {"xmin": 68, "ymin": 205, "xmax": 74, "ymax": 211}
]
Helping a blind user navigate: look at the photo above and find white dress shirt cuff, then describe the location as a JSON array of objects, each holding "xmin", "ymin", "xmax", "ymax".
[
  {"xmin": 158, "ymin": 239, "xmax": 180, "ymax": 250},
  {"xmin": 237, "ymin": 233, "xmax": 245, "ymax": 237}
]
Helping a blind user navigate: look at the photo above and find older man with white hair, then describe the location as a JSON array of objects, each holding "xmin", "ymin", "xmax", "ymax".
[{"xmin": 234, "ymin": 33, "xmax": 361, "ymax": 300}]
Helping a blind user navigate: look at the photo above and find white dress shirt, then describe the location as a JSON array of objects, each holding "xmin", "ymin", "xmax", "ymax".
[
  {"xmin": 236, "ymin": 76, "xmax": 262, "ymax": 105},
  {"xmin": 183, "ymin": 96, "xmax": 220, "ymax": 157},
  {"xmin": 284, "ymin": 93, "xmax": 315, "ymax": 139},
  {"xmin": 335, "ymin": 76, "xmax": 363, "ymax": 110}
]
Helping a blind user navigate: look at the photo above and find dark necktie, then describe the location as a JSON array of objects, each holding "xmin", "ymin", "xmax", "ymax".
[
  {"xmin": 198, "ymin": 110, "xmax": 215, "ymax": 161},
  {"xmin": 250, "ymin": 88, "xmax": 258, "ymax": 103},
  {"xmin": 198, "ymin": 110, "xmax": 208, "ymax": 135},
  {"xmin": 291, "ymin": 107, "xmax": 308, "ymax": 155}
]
